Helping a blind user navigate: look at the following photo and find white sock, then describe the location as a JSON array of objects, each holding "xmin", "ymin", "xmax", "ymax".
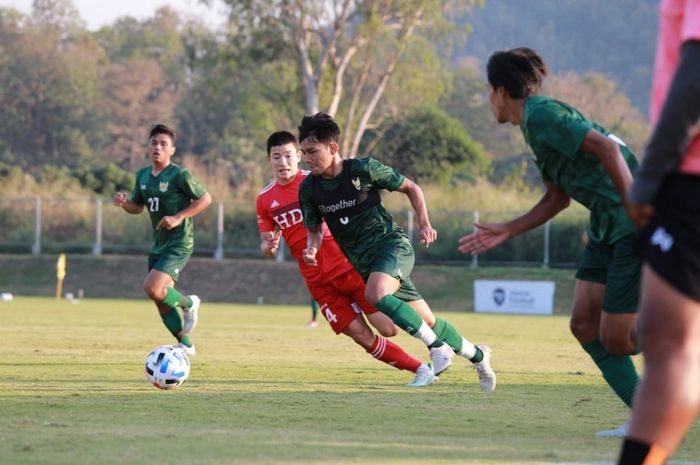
[
  {"xmin": 412, "ymin": 321, "xmax": 437, "ymax": 346},
  {"xmin": 457, "ymin": 337, "xmax": 477, "ymax": 359}
]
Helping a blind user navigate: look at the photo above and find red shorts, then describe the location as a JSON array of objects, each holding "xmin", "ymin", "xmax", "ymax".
[{"xmin": 307, "ymin": 269, "xmax": 378, "ymax": 334}]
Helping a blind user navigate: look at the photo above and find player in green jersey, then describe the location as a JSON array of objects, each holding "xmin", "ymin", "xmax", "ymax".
[
  {"xmin": 297, "ymin": 112, "xmax": 496, "ymax": 392},
  {"xmin": 458, "ymin": 48, "xmax": 640, "ymax": 435},
  {"xmin": 113, "ymin": 124, "xmax": 212, "ymax": 357}
]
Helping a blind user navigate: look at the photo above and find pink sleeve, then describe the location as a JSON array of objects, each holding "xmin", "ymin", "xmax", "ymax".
[{"xmin": 682, "ymin": 0, "xmax": 700, "ymax": 41}]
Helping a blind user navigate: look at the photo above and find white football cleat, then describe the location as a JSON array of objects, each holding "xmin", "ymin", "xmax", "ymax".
[
  {"xmin": 429, "ymin": 343, "xmax": 455, "ymax": 376},
  {"xmin": 596, "ymin": 421, "xmax": 629, "ymax": 438},
  {"xmin": 473, "ymin": 344, "xmax": 496, "ymax": 392},
  {"xmin": 177, "ymin": 342, "xmax": 196, "ymax": 358},
  {"xmin": 182, "ymin": 295, "xmax": 200, "ymax": 335},
  {"xmin": 406, "ymin": 363, "xmax": 437, "ymax": 388}
]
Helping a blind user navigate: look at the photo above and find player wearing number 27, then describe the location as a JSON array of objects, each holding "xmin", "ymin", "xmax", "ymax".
[
  {"xmin": 257, "ymin": 131, "xmax": 436, "ymax": 387},
  {"xmin": 113, "ymin": 124, "xmax": 212, "ymax": 358}
]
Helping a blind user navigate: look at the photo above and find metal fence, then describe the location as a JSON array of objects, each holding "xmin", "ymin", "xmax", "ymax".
[{"xmin": 0, "ymin": 197, "xmax": 589, "ymax": 267}]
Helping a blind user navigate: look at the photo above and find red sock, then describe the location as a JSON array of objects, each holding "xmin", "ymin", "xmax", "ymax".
[{"xmin": 368, "ymin": 336, "xmax": 422, "ymax": 372}]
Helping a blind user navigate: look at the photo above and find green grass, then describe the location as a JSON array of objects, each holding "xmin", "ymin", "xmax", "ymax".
[{"xmin": 1, "ymin": 297, "xmax": 698, "ymax": 465}]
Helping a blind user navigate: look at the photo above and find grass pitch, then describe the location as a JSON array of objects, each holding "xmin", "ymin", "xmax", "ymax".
[{"xmin": 1, "ymin": 297, "xmax": 698, "ymax": 465}]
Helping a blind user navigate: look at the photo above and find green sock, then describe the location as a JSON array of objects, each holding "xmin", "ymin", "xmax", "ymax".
[
  {"xmin": 160, "ymin": 307, "xmax": 183, "ymax": 338},
  {"xmin": 582, "ymin": 339, "xmax": 640, "ymax": 407},
  {"xmin": 375, "ymin": 295, "xmax": 426, "ymax": 336},
  {"xmin": 432, "ymin": 318, "xmax": 483, "ymax": 362},
  {"xmin": 180, "ymin": 335, "xmax": 193, "ymax": 347},
  {"xmin": 162, "ymin": 287, "xmax": 191, "ymax": 308},
  {"xmin": 311, "ymin": 300, "xmax": 319, "ymax": 321}
]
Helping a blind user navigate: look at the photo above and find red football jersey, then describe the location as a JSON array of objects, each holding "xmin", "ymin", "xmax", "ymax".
[{"xmin": 256, "ymin": 171, "xmax": 351, "ymax": 285}]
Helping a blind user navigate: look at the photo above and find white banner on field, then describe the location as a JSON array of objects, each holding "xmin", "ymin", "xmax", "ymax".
[{"xmin": 474, "ymin": 280, "xmax": 555, "ymax": 315}]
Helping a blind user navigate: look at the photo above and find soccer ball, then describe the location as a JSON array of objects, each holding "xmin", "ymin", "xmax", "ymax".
[{"xmin": 145, "ymin": 345, "xmax": 190, "ymax": 390}]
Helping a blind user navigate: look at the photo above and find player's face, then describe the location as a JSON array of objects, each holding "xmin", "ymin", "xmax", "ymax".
[
  {"xmin": 300, "ymin": 138, "xmax": 337, "ymax": 176},
  {"xmin": 149, "ymin": 134, "xmax": 175, "ymax": 166},
  {"xmin": 488, "ymin": 84, "xmax": 509, "ymax": 124},
  {"xmin": 268, "ymin": 143, "xmax": 301, "ymax": 185}
]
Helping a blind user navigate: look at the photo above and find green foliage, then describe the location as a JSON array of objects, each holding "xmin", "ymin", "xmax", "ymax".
[
  {"xmin": 72, "ymin": 163, "xmax": 133, "ymax": 194},
  {"xmin": 369, "ymin": 108, "xmax": 489, "ymax": 184}
]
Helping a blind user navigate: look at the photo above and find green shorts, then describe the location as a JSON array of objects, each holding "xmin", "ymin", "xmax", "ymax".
[
  {"xmin": 148, "ymin": 248, "xmax": 192, "ymax": 282},
  {"xmin": 371, "ymin": 237, "xmax": 422, "ymax": 302},
  {"xmin": 575, "ymin": 234, "xmax": 640, "ymax": 314}
]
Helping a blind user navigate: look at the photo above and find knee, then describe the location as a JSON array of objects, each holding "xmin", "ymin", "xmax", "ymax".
[
  {"xmin": 143, "ymin": 283, "xmax": 163, "ymax": 301},
  {"xmin": 364, "ymin": 289, "xmax": 385, "ymax": 306},
  {"xmin": 569, "ymin": 312, "xmax": 598, "ymax": 342},
  {"xmin": 375, "ymin": 323, "xmax": 398, "ymax": 338}
]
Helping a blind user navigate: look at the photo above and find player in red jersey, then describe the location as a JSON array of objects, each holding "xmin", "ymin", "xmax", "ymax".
[{"xmin": 256, "ymin": 131, "xmax": 436, "ymax": 387}]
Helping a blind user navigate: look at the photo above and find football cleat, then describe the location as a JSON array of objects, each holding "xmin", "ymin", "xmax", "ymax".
[
  {"xmin": 177, "ymin": 342, "xmax": 196, "ymax": 358},
  {"xmin": 429, "ymin": 343, "xmax": 455, "ymax": 376},
  {"xmin": 406, "ymin": 363, "xmax": 437, "ymax": 388},
  {"xmin": 473, "ymin": 344, "xmax": 496, "ymax": 392},
  {"xmin": 182, "ymin": 295, "xmax": 200, "ymax": 334}
]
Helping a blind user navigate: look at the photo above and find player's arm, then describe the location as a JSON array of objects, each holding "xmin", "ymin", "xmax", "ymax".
[
  {"xmin": 581, "ymin": 129, "xmax": 634, "ymax": 213},
  {"xmin": 396, "ymin": 177, "xmax": 437, "ymax": 247},
  {"xmin": 302, "ymin": 225, "xmax": 323, "ymax": 266},
  {"xmin": 157, "ymin": 192, "xmax": 212, "ymax": 230},
  {"xmin": 628, "ymin": 40, "xmax": 700, "ymax": 227},
  {"xmin": 458, "ymin": 181, "xmax": 569, "ymax": 255},
  {"xmin": 113, "ymin": 191, "xmax": 144, "ymax": 214}
]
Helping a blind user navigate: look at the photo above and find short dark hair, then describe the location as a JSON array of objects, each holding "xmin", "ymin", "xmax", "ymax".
[
  {"xmin": 486, "ymin": 47, "xmax": 548, "ymax": 99},
  {"xmin": 298, "ymin": 112, "xmax": 340, "ymax": 145},
  {"xmin": 149, "ymin": 124, "xmax": 176, "ymax": 145},
  {"xmin": 266, "ymin": 131, "xmax": 298, "ymax": 155}
]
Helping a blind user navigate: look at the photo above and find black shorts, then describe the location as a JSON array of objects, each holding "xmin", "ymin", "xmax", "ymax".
[{"xmin": 637, "ymin": 174, "xmax": 700, "ymax": 303}]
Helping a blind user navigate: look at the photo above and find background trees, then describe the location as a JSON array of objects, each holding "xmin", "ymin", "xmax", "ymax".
[{"xmin": 0, "ymin": 0, "xmax": 655, "ymax": 202}]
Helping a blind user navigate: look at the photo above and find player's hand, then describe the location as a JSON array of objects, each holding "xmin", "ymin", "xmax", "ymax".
[
  {"xmin": 457, "ymin": 222, "xmax": 510, "ymax": 255},
  {"xmin": 626, "ymin": 202, "xmax": 654, "ymax": 229},
  {"xmin": 261, "ymin": 229, "xmax": 282, "ymax": 257},
  {"xmin": 302, "ymin": 247, "xmax": 318, "ymax": 266},
  {"xmin": 156, "ymin": 214, "xmax": 184, "ymax": 230},
  {"xmin": 113, "ymin": 191, "xmax": 128, "ymax": 207},
  {"xmin": 419, "ymin": 224, "xmax": 438, "ymax": 247}
]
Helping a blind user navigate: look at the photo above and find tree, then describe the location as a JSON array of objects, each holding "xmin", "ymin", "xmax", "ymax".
[
  {"xmin": 369, "ymin": 108, "xmax": 489, "ymax": 184},
  {"xmin": 220, "ymin": 0, "xmax": 481, "ymax": 158},
  {"xmin": 0, "ymin": 1, "xmax": 102, "ymax": 170}
]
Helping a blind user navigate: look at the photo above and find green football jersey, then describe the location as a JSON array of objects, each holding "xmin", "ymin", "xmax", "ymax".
[
  {"xmin": 129, "ymin": 163, "xmax": 207, "ymax": 254},
  {"xmin": 521, "ymin": 95, "xmax": 638, "ymax": 244},
  {"xmin": 299, "ymin": 158, "xmax": 407, "ymax": 273}
]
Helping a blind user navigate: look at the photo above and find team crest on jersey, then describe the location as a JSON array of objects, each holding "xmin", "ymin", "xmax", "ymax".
[
  {"xmin": 159, "ymin": 181, "xmax": 169, "ymax": 192},
  {"xmin": 351, "ymin": 177, "xmax": 362, "ymax": 191},
  {"xmin": 141, "ymin": 184, "xmax": 146, "ymax": 190}
]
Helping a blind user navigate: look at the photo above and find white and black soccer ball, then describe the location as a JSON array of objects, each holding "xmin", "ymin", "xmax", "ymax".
[{"xmin": 145, "ymin": 345, "xmax": 190, "ymax": 390}]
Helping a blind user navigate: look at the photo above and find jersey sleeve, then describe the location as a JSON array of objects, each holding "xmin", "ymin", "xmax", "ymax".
[
  {"xmin": 179, "ymin": 169, "xmax": 208, "ymax": 199},
  {"xmin": 256, "ymin": 195, "xmax": 276, "ymax": 233},
  {"xmin": 299, "ymin": 177, "xmax": 323, "ymax": 229},
  {"xmin": 128, "ymin": 171, "xmax": 145, "ymax": 204},
  {"xmin": 528, "ymin": 105, "xmax": 594, "ymax": 160},
  {"xmin": 682, "ymin": 0, "xmax": 700, "ymax": 41},
  {"xmin": 367, "ymin": 157, "xmax": 405, "ymax": 191}
]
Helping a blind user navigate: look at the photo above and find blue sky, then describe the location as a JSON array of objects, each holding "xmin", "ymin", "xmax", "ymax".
[{"xmin": 3, "ymin": 0, "xmax": 226, "ymax": 30}]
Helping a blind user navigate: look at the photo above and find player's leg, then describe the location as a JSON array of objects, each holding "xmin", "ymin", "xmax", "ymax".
[
  {"xmin": 407, "ymin": 297, "xmax": 494, "ymax": 391},
  {"xmin": 145, "ymin": 253, "xmax": 197, "ymax": 355},
  {"xmin": 154, "ymin": 250, "xmax": 199, "ymax": 334},
  {"xmin": 143, "ymin": 269, "xmax": 195, "ymax": 354},
  {"xmin": 573, "ymin": 280, "xmax": 639, "ymax": 418},
  {"xmin": 618, "ymin": 267, "xmax": 700, "ymax": 464},
  {"xmin": 307, "ymin": 298, "xmax": 319, "ymax": 327},
  {"xmin": 314, "ymin": 282, "xmax": 434, "ymax": 386}
]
